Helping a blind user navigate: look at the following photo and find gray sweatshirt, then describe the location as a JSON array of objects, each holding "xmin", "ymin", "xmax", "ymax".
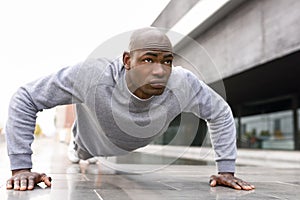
[{"xmin": 6, "ymin": 58, "xmax": 237, "ymax": 172}]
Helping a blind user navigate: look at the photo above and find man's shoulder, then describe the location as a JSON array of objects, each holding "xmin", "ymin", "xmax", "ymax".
[
  {"xmin": 79, "ymin": 57, "xmax": 123, "ymax": 77},
  {"xmin": 170, "ymin": 66, "xmax": 200, "ymax": 82},
  {"xmin": 65, "ymin": 57, "xmax": 123, "ymax": 90},
  {"xmin": 81, "ymin": 57, "xmax": 121, "ymax": 71},
  {"xmin": 167, "ymin": 66, "xmax": 205, "ymax": 92}
]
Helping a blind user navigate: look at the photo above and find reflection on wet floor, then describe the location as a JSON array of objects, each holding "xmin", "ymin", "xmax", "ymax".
[
  {"xmin": 114, "ymin": 152, "xmax": 207, "ymax": 165},
  {"xmin": 1, "ymin": 138, "xmax": 300, "ymax": 200}
]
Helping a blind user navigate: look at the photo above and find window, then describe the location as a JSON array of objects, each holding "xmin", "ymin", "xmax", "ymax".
[{"xmin": 239, "ymin": 110, "xmax": 294, "ymax": 150}]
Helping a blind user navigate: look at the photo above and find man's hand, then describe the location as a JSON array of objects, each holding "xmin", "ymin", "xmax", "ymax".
[
  {"xmin": 6, "ymin": 169, "xmax": 52, "ymax": 191},
  {"xmin": 210, "ymin": 173, "xmax": 255, "ymax": 190}
]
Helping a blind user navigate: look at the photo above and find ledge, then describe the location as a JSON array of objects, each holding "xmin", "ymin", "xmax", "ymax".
[{"xmin": 136, "ymin": 144, "xmax": 300, "ymax": 168}]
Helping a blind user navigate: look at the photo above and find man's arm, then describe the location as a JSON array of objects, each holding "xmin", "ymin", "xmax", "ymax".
[
  {"xmin": 5, "ymin": 60, "xmax": 104, "ymax": 190},
  {"xmin": 6, "ymin": 64, "xmax": 83, "ymax": 168},
  {"xmin": 177, "ymin": 68, "xmax": 254, "ymax": 190},
  {"xmin": 196, "ymin": 82, "xmax": 254, "ymax": 190}
]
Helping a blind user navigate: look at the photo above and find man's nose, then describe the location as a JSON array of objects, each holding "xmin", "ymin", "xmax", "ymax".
[{"xmin": 152, "ymin": 64, "xmax": 166, "ymax": 77}]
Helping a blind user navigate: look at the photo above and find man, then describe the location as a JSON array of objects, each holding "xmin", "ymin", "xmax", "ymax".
[{"xmin": 6, "ymin": 27, "xmax": 255, "ymax": 191}]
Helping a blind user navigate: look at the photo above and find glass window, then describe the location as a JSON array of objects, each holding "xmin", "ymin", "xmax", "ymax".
[{"xmin": 239, "ymin": 110, "xmax": 294, "ymax": 150}]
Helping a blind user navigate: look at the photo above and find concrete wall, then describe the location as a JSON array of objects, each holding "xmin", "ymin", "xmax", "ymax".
[
  {"xmin": 152, "ymin": 0, "xmax": 200, "ymax": 29},
  {"xmin": 168, "ymin": 0, "xmax": 300, "ymax": 83}
]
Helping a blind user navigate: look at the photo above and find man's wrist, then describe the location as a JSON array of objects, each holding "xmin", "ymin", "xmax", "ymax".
[
  {"xmin": 218, "ymin": 172, "xmax": 234, "ymax": 176},
  {"xmin": 12, "ymin": 169, "xmax": 31, "ymax": 176}
]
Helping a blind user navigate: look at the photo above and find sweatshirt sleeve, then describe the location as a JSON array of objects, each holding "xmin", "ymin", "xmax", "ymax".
[
  {"xmin": 5, "ymin": 59, "xmax": 105, "ymax": 170},
  {"xmin": 178, "ymin": 68, "xmax": 237, "ymax": 173}
]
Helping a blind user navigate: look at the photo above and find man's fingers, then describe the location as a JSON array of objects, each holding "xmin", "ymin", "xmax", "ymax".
[
  {"xmin": 20, "ymin": 177, "xmax": 28, "ymax": 191},
  {"xmin": 41, "ymin": 174, "xmax": 52, "ymax": 187},
  {"xmin": 44, "ymin": 178, "xmax": 52, "ymax": 187},
  {"xmin": 6, "ymin": 179, "xmax": 13, "ymax": 189},
  {"xmin": 229, "ymin": 180, "xmax": 242, "ymax": 190},
  {"xmin": 218, "ymin": 177, "xmax": 241, "ymax": 190},
  {"xmin": 27, "ymin": 176, "xmax": 35, "ymax": 190},
  {"xmin": 209, "ymin": 175, "xmax": 217, "ymax": 187},
  {"xmin": 210, "ymin": 179, "xmax": 217, "ymax": 187},
  {"xmin": 236, "ymin": 179, "xmax": 255, "ymax": 190},
  {"xmin": 13, "ymin": 178, "xmax": 20, "ymax": 190},
  {"xmin": 242, "ymin": 185, "xmax": 252, "ymax": 190}
]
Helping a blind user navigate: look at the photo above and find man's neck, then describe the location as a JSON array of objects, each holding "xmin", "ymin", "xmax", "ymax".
[{"xmin": 125, "ymin": 72, "xmax": 152, "ymax": 100}]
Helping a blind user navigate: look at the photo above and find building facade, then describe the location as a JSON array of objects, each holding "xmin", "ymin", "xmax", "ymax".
[{"xmin": 152, "ymin": 0, "xmax": 300, "ymax": 150}]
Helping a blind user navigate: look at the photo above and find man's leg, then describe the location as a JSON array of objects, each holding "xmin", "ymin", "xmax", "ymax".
[
  {"xmin": 67, "ymin": 123, "xmax": 80, "ymax": 163},
  {"xmin": 67, "ymin": 122, "xmax": 98, "ymax": 164}
]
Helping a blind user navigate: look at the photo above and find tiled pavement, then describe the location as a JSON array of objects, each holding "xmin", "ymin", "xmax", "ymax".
[{"xmin": 0, "ymin": 136, "xmax": 299, "ymax": 199}]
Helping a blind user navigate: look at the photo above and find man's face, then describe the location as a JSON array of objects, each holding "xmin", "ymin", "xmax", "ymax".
[{"xmin": 124, "ymin": 50, "xmax": 173, "ymax": 99}]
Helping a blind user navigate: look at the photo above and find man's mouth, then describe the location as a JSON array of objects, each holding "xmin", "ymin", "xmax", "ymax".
[{"xmin": 149, "ymin": 81, "xmax": 166, "ymax": 89}]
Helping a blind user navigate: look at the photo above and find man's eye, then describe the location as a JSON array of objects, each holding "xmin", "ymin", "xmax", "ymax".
[
  {"xmin": 164, "ymin": 60, "xmax": 172, "ymax": 65},
  {"xmin": 144, "ymin": 58, "xmax": 153, "ymax": 63}
]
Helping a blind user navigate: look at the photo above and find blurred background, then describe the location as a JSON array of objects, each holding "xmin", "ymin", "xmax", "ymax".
[{"xmin": 0, "ymin": 0, "xmax": 300, "ymax": 164}]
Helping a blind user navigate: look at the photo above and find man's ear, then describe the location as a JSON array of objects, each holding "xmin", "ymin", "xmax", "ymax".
[{"xmin": 123, "ymin": 51, "xmax": 131, "ymax": 70}]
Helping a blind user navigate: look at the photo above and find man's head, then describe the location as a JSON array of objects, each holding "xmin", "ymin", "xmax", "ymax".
[{"xmin": 123, "ymin": 27, "xmax": 173, "ymax": 99}]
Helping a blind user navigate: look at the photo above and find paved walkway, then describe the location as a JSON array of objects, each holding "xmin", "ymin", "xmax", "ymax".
[
  {"xmin": 0, "ymin": 136, "xmax": 300, "ymax": 199},
  {"xmin": 136, "ymin": 144, "xmax": 300, "ymax": 168}
]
